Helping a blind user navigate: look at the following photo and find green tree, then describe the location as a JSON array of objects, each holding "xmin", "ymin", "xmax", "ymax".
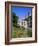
[{"xmin": 11, "ymin": 12, "xmax": 19, "ymax": 26}]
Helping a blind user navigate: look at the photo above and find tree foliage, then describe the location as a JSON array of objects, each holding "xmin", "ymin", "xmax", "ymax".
[{"xmin": 11, "ymin": 12, "xmax": 19, "ymax": 26}]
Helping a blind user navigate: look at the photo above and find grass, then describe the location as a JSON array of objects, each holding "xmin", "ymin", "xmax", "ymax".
[
  {"xmin": 11, "ymin": 26, "xmax": 32, "ymax": 38},
  {"xmin": 27, "ymin": 29, "xmax": 32, "ymax": 37}
]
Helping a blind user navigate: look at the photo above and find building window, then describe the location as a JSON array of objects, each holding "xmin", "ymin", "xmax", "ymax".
[
  {"xmin": 24, "ymin": 21, "xmax": 26, "ymax": 25},
  {"xmin": 22, "ymin": 22, "xmax": 23, "ymax": 25}
]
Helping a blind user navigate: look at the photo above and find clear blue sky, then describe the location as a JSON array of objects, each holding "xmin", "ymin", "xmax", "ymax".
[{"xmin": 11, "ymin": 6, "xmax": 32, "ymax": 21}]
